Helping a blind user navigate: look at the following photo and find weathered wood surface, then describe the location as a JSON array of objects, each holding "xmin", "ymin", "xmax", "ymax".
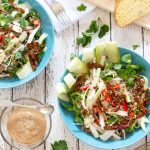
[{"xmin": 0, "ymin": 7, "xmax": 150, "ymax": 150}]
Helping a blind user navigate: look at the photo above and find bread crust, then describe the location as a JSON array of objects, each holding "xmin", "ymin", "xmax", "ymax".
[{"xmin": 114, "ymin": 0, "xmax": 150, "ymax": 27}]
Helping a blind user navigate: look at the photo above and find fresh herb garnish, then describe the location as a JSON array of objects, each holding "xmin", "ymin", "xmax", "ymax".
[
  {"xmin": 132, "ymin": 44, "xmax": 139, "ymax": 50},
  {"xmin": 51, "ymin": 140, "xmax": 68, "ymax": 150},
  {"xmin": 61, "ymin": 92, "xmax": 84, "ymax": 124},
  {"xmin": 77, "ymin": 4, "xmax": 87, "ymax": 11},
  {"xmin": 98, "ymin": 24, "xmax": 109, "ymax": 38},
  {"xmin": 76, "ymin": 18, "xmax": 109, "ymax": 47},
  {"xmin": 121, "ymin": 54, "xmax": 132, "ymax": 64},
  {"xmin": 19, "ymin": 18, "xmax": 29, "ymax": 28}
]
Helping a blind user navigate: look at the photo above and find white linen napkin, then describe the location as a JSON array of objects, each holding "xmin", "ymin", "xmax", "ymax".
[{"xmin": 44, "ymin": 0, "xmax": 95, "ymax": 33}]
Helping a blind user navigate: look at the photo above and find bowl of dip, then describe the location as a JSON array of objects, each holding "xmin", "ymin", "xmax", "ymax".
[{"xmin": 0, "ymin": 98, "xmax": 52, "ymax": 150}]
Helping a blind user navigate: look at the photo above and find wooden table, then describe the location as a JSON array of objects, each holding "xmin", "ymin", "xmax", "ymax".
[{"xmin": 0, "ymin": 7, "xmax": 150, "ymax": 150}]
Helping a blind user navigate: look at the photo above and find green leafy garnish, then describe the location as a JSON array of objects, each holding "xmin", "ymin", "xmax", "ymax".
[
  {"xmin": 98, "ymin": 24, "xmax": 109, "ymax": 38},
  {"xmin": 61, "ymin": 92, "xmax": 84, "ymax": 124},
  {"xmin": 0, "ymin": 14, "xmax": 13, "ymax": 28},
  {"xmin": 51, "ymin": 140, "xmax": 68, "ymax": 150},
  {"xmin": 126, "ymin": 77, "xmax": 135, "ymax": 87},
  {"xmin": 77, "ymin": 4, "xmax": 87, "ymax": 11},
  {"xmin": 76, "ymin": 18, "xmax": 109, "ymax": 47},
  {"xmin": 113, "ymin": 64, "xmax": 122, "ymax": 70},
  {"xmin": 86, "ymin": 20, "xmax": 99, "ymax": 33},
  {"xmin": 14, "ymin": 52, "xmax": 22, "ymax": 60},
  {"xmin": 106, "ymin": 115, "xmax": 118, "ymax": 125},
  {"xmin": 19, "ymin": 18, "xmax": 29, "ymax": 28},
  {"xmin": 76, "ymin": 32, "xmax": 92, "ymax": 47},
  {"xmin": 121, "ymin": 54, "xmax": 132, "ymax": 64},
  {"xmin": 132, "ymin": 44, "xmax": 139, "ymax": 50}
]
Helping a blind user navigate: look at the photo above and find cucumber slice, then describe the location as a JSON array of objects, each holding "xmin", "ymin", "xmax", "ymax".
[
  {"xmin": 106, "ymin": 42, "xmax": 120, "ymax": 63},
  {"xmin": 16, "ymin": 61, "xmax": 33, "ymax": 79},
  {"xmin": 67, "ymin": 57, "xmax": 88, "ymax": 75},
  {"xmin": 64, "ymin": 73, "xmax": 76, "ymax": 89},
  {"xmin": 82, "ymin": 47, "xmax": 95, "ymax": 63},
  {"xmin": 95, "ymin": 43, "xmax": 106, "ymax": 64},
  {"xmin": 56, "ymin": 83, "xmax": 69, "ymax": 102}
]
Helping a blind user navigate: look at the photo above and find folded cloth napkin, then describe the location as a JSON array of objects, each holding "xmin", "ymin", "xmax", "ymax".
[{"xmin": 44, "ymin": 0, "xmax": 95, "ymax": 33}]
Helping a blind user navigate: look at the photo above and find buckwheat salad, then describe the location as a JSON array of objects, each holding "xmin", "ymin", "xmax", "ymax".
[
  {"xmin": 0, "ymin": 0, "xmax": 47, "ymax": 79},
  {"xmin": 56, "ymin": 42, "xmax": 149, "ymax": 141}
]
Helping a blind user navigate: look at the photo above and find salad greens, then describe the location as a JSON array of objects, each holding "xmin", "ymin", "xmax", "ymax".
[{"xmin": 0, "ymin": 0, "xmax": 47, "ymax": 79}]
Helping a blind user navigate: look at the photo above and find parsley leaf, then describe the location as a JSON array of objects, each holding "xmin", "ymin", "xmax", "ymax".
[
  {"xmin": 132, "ymin": 44, "xmax": 139, "ymax": 50},
  {"xmin": 51, "ymin": 140, "xmax": 68, "ymax": 150},
  {"xmin": 77, "ymin": 4, "xmax": 87, "ymax": 11},
  {"xmin": 86, "ymin": 20, "xmax": 99, "ymax": 33},
  {"xmin": 113, "ymin": 64, "xmax": 122, "ymax": 70},
  {"xmin": 76, "ymin": 18, "xmax": 109, "ymax": 47},
  {"xmin": 126, "ymin": 77, "xmax": 135, "ymax": 87},
  {"xmin": 14, "ymin": 52, "xmax": 22, "ymax": 60},
  {"xmin": 19, "ymin": 18, "xmax": 29, "ymax": 28},
  {"xmin": 98, "ymin": 24, "xmax": 109, "ymax": 38},
  {"xmin": 76, "ymin": 32, "xmax": 92, "ymax": 47},
  {"xmin": 121, "ymin": 54, "xmax": 132, "ymax": 64}
]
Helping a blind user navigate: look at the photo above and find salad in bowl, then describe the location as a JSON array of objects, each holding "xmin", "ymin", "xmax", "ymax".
[
  {"xmin": 0, "ymin": 0, "xmax": 48, "ymax": 79},
  {"xmin": 56, "ymin": 42, "xmax": 150, "ymax": 143}
]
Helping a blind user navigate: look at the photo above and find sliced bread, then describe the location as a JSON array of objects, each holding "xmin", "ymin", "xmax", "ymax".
[{"xmin": 115, "ymin": 0, "xmax": 150, "ymax": 27}]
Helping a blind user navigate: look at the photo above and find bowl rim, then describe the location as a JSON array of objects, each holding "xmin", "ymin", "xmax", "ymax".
[
  {"xmin": 0, "ymin": 0, "xmax": 55, "ymax": 89},
  {"xmin": 0, "ymin": 98, "xmax": 52, "ymax": 150},
  {"xmin": 58, "ymin": 47, "xmax": 150, "ymax": 149}
]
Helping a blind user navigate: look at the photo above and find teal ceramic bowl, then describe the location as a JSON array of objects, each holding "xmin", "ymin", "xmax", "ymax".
[
  {"xmin": 0, "ymin": 0, "xmax": 55, "ymax": 88},
  {"xmin": 58, "ymin": 47, "xmax": 150, "ymax": 149}
]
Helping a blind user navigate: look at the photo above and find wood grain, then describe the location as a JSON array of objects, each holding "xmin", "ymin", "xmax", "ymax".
[{"xmin": 45, "ymin": 24, "xmax": 79, "ymax": 150}]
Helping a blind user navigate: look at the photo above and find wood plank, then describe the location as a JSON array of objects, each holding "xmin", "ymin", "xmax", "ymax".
[
  {"xmin": 78, "ymin": 8, "xmax": 110, "ymax": 150},
  {"xmin": 0, "ymin": 89, "xmax": 12, "ymax": 150},
  {"xmin": 12, "ymin": 71, "xmax": 46, "ymax": 150},
  {"xmin": 111, "ymin": 14, "xmax": 145, "ymax": 150},
  {"xmin": 45, "ymin": 24, "xmax": 79, "ymax": 150},
  {"xmin": 143, "ymin": 28, "xmax": 150, "ymax": 146}
]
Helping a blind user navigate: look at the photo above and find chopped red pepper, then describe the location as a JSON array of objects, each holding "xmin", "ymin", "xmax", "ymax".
[
  {"xmin": 113, "ymin": 83, "xmax": 120, "ymax": 90},
  {"xmin": 93, "ymin": 105, "xmax": 101, "ymax": 113},
  {"xmin": 102, "ymin": 88, "xmax": 108, "ymax": 97},
  {"xmin": 0, "ymin": 35, "xmax": 3, "ymax": 42},
  {"xmin": 129, "ymin": 112, "xmax": 134, "ymax": 120},
  {"xmin": 121, "ymin": 101, "xmax": 128, "ymax": 111},
  {"xmin": 80, "ymin": 85, "xmax": 89, "ymax": 91},
  {"xmin": 12, "ymin": 35, "xmax": 15, "ymax": 39},
  {"xmin": 105, "ymin": 96, "xmax": 112, "ymax": 102},
  {"xmin": 33, "ymin": 19, "xmax": 40, "ymax": 26},
  {"xmin": 111, "ymin": 101, "xmax": 117, "ymax": 107}
]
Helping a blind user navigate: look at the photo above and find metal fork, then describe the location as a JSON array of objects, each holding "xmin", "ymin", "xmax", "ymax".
[{"xmin": 50, "ymin": 0, "xmax": 72, "ymax": 25}]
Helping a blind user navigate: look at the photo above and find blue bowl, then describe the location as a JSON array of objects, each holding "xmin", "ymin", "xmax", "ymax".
[
  {"xmin": 0, "ymin": 0, "xmax": 55, "ymax": 88},
  {"xmin": 58, "ymin": 47, "xmax": 150, "ymax": 149}
]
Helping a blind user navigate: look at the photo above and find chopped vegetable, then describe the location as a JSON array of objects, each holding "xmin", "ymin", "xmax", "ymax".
[
  {"xmin": 51, "ymin": 140, "xmax": 68, "ymax": 150},
  {"xmin": 58, "ymin": 42, "xmax": 149, "ymax": 141},
  {"xmin": 77, "ymin": 4, "xmax": 87, "ymax": 11}
]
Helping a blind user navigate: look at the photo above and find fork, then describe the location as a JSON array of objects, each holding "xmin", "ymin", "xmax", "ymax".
[{"xmin": 50, "ymin": 0, "xmax": 72, "ymax": 25}]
